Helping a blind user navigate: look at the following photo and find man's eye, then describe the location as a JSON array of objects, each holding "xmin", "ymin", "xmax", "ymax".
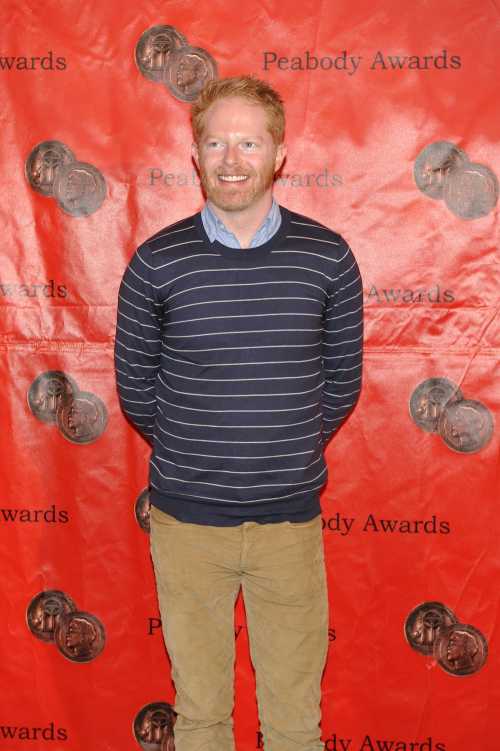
[
  {"xmin": 241, "ymin": 142, "xmax": 257, "ymax": 150},
  {"xmin": 207, "ymin": 141, "xmax": 222, "ymax": 149}
]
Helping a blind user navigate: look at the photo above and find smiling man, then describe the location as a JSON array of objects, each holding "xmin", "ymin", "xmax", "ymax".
[{"xmin": 115, "ymin": 75, "xmax": 363, "ymax": 751}]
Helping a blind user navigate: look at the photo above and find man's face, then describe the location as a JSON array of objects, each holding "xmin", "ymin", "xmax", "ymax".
[{"xmin": 192, "ymin": 96, "xmax": 286, "ymax": 214}]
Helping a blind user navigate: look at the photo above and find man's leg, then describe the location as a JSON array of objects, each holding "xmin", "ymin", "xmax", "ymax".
[
  {"xmin": 241, "ymin": 516, "xmax": 329, "ymax": 751},
  {"xmin": 150, "ymin": 506, "xmax": 242, "ymax": 751}
]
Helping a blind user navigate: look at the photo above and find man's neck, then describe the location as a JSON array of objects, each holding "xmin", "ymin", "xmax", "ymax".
[{"xmin": 208, "ymin": 195, "xmax": 274, "ymax": 249}]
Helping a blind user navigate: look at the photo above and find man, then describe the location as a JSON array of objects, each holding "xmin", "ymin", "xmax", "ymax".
[{"xmin": 115, "ymin": 75, "xmax": 363, "ymax": 751}]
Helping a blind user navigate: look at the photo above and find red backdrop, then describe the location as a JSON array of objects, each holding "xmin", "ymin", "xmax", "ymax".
[{"xmin": 1, "ymin": 1, "xmax": 499, "ymax": 750}]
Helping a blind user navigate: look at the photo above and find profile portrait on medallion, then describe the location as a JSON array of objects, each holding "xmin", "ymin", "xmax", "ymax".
[
  {"xmin": 438, "ymin": 398, "xmax": 494, "ymax": 454},
  {"xmin": 25, "ymin": 141, "xmax": 76, "ymax": 197},
  {"xmin": 434, "ymin": 623, "xmax": 488, "ymax": 676},
  {"xmin": 135, "ymin": 25, "xmax": 187, "ymax": 83},
  {"xmin": 443, "ymin": 162, "xmax": 499, "ymax": 220},
  {"xmin": 404, "ymin": 601, "xmax": 457, "ymax": 656},
  {"xmin": 53, "ymin": 161, "xmax": 106, "ymax": 217},
  {"xmin": 135, "ymin": 488, "xmax": 151, "ymax": 533},
  {"xmin": 165, "ymin": 46, "xmax": 218, "ymax": 102},
  {"xmin": 134, "ymin": 702, "xmax": 176, "ymax": 751},
  {"xmin": 56, "ymin": 391, "xmax": 108, "ymax": 445},
  {"xmin": 28, "ymin": 371, "xmax": 79, "ymax": 425},
  {"xmin": 26, "ymin": 590, "xmax": 77, "ymax": 643},
  {"xmin": 414, "ymin": 141, "xmax": 468, "ymax": 200},
  {"xmin": 54, "ymin": 611, "xmax": 106, "ymax": 662},
  {"xmin": 409, "ymin": 377, "xmax": 463, "ymax": 433}
]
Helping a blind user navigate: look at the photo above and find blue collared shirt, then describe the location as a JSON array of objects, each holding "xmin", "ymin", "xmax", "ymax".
[{"xmin": 201, "ymin": 200, "xmax": 282, "ymax": 248}]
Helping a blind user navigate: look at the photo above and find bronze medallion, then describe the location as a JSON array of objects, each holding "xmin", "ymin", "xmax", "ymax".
[
  {"xmin": 135, "ymin": 25, "xmax": 187, "ymax": 83},
  {"xmin": 409, "ymin": 377, "xmax": 463, "ymax": 433},
  {"xmin": 134, "ymin": 702, "xmax": 176, "ymax": 751},
  {"xmin": 414, "ymin": 141, "xmax": 468, "ymax": 200},
  {"xmin": 27, "ymin": 371, "xmax": 79, "ymax": 425},
  {"xmin": 165, "ymin": 46, "xmax": 217, "ymax": 102},
  {"xmin": 135, "ymin": 488, "xmax": 151, "ymax": 533},
  {"xmin": 56, "ymin": 391, "xmax": 108, "ymax": 445},
  {"xmin": 26, "ymin": 590, "xmax": 77, "ymax": 642},
  {"xmin": 53, "ymin": 161, "xmax": 106, "ymax": 217},
  {"xmin": 404, "ymin": 601, "xmax": 457, "ymax": 656},
  {"xmin": 443, "ymin": 162, "xmax": 499, "ymax": 220},
  {"xmin": 438, "ymin": 398, "xmax": 494, "ymax": 453},
  {"xmin": 434, "ymin": 623, "xmax": 488, "ymax": 676},
  {"xmin": 25, "ymin": 141, "xmax": 76, "ymax": 197},
  {"xmin": 54, "ymin": 611, "xmax": 106, "ymax": 662}
]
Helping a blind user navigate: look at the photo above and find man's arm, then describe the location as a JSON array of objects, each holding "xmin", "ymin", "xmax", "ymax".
[
  {"xmin": 114, "ymin": 243, "xmax": 162, "ymax": 443},
  {"xmin": 321, "ymin": 241, "xmax": 363, "ymax": 444}
]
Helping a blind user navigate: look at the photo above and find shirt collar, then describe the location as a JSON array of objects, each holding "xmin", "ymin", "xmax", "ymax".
[{"xmin": 201, "ymin": 199, "xmax": 281, "ymax": 248}]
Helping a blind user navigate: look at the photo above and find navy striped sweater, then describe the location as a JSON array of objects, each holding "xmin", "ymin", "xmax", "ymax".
[{"xmin": 114, "ymin": 206, "xmax": 363, "ymax": 525}]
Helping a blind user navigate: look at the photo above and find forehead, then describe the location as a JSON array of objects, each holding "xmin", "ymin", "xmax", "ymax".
[{"xmin": 200, "ymin": 96, "xmax": 270, "ymax": 135}]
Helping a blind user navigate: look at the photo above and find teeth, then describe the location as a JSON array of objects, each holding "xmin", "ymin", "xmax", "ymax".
[{"xmin": 219, "ymin": 175, "xmax": 248, "ymax": 182}]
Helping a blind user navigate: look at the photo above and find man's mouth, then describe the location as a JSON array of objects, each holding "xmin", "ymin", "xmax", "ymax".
[{"xmin": 218, "ymin": 175, "xmax": 249, "ymax": 182}]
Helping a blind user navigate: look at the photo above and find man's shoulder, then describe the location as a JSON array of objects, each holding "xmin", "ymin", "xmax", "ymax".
[
  {"xmin": 281, "ymin": 206, "xmax": 350, "ymax": 257},
  {"xmin": 140, "ymin": 212, "xmax": 202, "ymax": 254}
]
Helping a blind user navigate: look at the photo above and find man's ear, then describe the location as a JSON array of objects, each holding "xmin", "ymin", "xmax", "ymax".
[
  {"xmin": 191, "ymin": 142, "xmax": 199, "ymax": 168},
  {"xmin": 275, "ymin": 142, "xmax": 287, "ymax": 173}
]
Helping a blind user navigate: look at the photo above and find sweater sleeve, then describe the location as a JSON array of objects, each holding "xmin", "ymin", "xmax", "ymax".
[
  {"xmin": 321, "ymin": 240, "xmax": 363, "ymax": 444},
  {"xmin": 114, "ymin": 243, "xmax": 162, "ymax": 443}
]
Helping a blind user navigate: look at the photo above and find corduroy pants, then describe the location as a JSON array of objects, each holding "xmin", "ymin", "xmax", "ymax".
[{"xmin": 150, "ymin": 506, "xmax": 329, "ymax": 751}]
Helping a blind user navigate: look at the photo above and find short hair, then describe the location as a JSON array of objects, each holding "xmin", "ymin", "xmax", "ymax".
[{"xmin": 191, "ymin": 75, "xmax": 285, "ymax": 145}]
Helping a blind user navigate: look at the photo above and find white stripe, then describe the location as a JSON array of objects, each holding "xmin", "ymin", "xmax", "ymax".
[
  {"xmin": 271, "ymin": 249, "xmax": 344, "ymax": 263},
  {"xmin": 166, "ymin": 327, "xmax": 322, "ymax": 339},
  {"xmin": 116, "ymin": 341, "xmax": 159, "ymax": 358},
  {"xmin": 167, "ymin": 280, "xmax": 327, "ymax": 302},
  {"xmin": 323, "ymin": 335, "xmax": 363, "ymax": 347},
  {"xmin": 169, "ymin": 295, "xmax": 322, "ymax": 313},
  {"xmin": 323, "ymin": 349, "xmax": 362, "ymax": 360},
  {"xmin": 287, "ymin": 236, "xmax": 348, "ymax": 255},
  {"xmin": 117, "ymin": 310, "xmax": 159, "ymax": 330},
  {"xmin": 162, "ymin": 413, "xmax": 320, "ymax": 429},
  {"xmin": 156, "ymin": 423, "xmax": 321, "ymax": 444},
  {"xmin": 116, "ymin": 323, "xmax": 159, "ymax": 343},
  {"xmin": 147, "ymin": 239, "xmax": 204, "ymax": 255},
  {"xmin": 164, "ymin": 343, "xmax": 321, "ymax": 353},
  {"xmin": 156, "ymin": 395, "xmax": 320, "ymax": 413},
  {"xmin": 163, "ymin": 353, "xmax": 322, "ymax": 367},
  {"xmin": 115, "ymin": 353, "xmax": 158, "ymax": 369},
  {"xmin": 290, "ymin": 220, "xmax": 329, "ymax": 230},
  {"xmin": 157, "ymin": 373, "xmax": 324, "ymax": 398},
  {"xmin": 326, "ymin": 304, "xmax": 363, "ymax": 321},
  {"xmin": 152, "ymin": 251, "xmax": 217, "ymax": 265},
  {"xmin": 330, "ymin": 376, "xmax": 362, "ymax": 384},
  {"xmin": 332, "ymin": 289, "xmax": 363, "ymax": 307},
  {"xmin": 160, "ymin": 368, "xmax": 322, "ymax": 382},
  {"xmin": 150, "ymin": 479, "xmax": 326, "ymax": 505},
  {"xmin": 154, "ymin": 436, "xmax": 318, "ymax": 460},
  {"xmin": 154, "ymin": 454, "xmax": 323, "ymax": 475},
  {"xmin": 118, "ymin": 293, "xmax": 158, "ymax": 317},
  {"xmin": 150, "ymin": 460, "xmax": 327, "ymax": 490},
  {"xmin": 165, "ymin": 312, "xmax": 322, "ymax": 327},
  {"xmin": 152, "ymin": 224, "xmax": 195, "ymax": 241},
  {"xmin": 325, "ymin": 322, "xmax": 362, "ymax": 334},
  {"xmin": 160, "ymin": 264, "xmax": 336, "ymax": 288}
]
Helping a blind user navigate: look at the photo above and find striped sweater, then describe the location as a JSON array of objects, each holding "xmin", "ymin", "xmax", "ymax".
[{"xmin": 114, "ymin": 206, "xmax": 363, "ymax": 525}]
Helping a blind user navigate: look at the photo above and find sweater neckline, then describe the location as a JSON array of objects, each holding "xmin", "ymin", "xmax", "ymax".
[{"xmin": 193, "ymin": 205, "xmax": 291, "ymax": 264}]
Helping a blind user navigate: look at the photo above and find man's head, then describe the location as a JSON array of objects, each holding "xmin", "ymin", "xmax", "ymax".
[
  {"xmin": 191, "ymin": 76, "xmax": 287, "ymax": 214},
  {"xmin": 191, "ymin": 75, "xmax": 285, "ymax": 146}
]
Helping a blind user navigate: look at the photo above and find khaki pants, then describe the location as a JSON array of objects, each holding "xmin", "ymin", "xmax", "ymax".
[{"xmin": 150, "ymin": 506, "xmax": 329, "ymax": 751}]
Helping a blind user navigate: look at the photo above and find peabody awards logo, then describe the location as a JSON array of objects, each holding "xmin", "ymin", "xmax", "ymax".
[
  {"xmin": 409, "ymin": 377, "xmax": 494, "ymax": 454},
  {"xmin": 414, "ymin": 141, "xmax": 498, "ymax": 220},
  {"xmin": 133, "ymin": 702, "xmax": 176, "ymax": 751},
  {"xmin": 25, "ymin": 141, "xmax": 106, "ymax": 217},
  {"xmin": 405, "ymin": 601, "xmax": 488, "ymax": 676},
  {"xmin": 26, "ymin": 590, "xmax": 105, "ymax": 663},
  {"xmin": 135, "ymin": 24, "xmax": 217, "ymax": 102},
  {"xmin": 28, "ymin": 370, "xmax": 108, "ymax": 445}
]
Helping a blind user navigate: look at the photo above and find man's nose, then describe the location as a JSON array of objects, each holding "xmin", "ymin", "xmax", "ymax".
[{"xmin": 222, "ymin": 143, "xmax": 239, "ymax": 166}]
